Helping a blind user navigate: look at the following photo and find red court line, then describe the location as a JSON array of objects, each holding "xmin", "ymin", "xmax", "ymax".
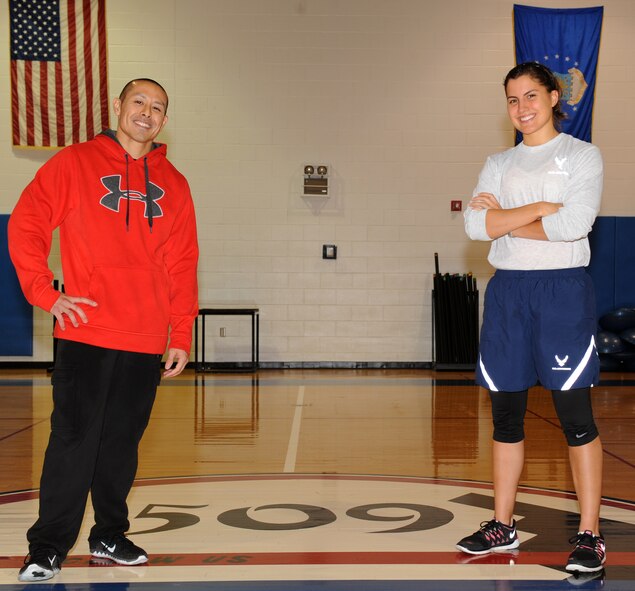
[
  {"xmin": 0, "ymin": 491, "xmax": 38, "ymax": 505},
  {"xmin": 128, "ymin": 474, "xmax": 635, "ymax": 511},
  {"xmin": 1, "ymin": 552, "xmax": 634, "ymax": 568},
  {"xmin": 3, "ymin": 473, "xmax": 634, "ymax": 511}
]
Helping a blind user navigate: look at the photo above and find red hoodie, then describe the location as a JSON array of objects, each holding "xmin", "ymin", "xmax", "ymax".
[{"xmin": 8, "ymin": 131, "xmax": 199, "ymax": 355}]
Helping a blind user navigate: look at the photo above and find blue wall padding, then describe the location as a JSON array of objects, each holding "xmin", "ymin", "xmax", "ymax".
[
  {"xmin": 0, "ymin": 214, "xmax": 33, "ymax": 355},
  {"xmin": 588, "ymin": 216, "xmax": 635, "ymax": 319},
  {"xmin": 614, "ymin": 218, "xmax": 635, "ymax": 310},
  {"xmin": 587, "ymin": 216, "xmax": 616, "ymax": 319}
]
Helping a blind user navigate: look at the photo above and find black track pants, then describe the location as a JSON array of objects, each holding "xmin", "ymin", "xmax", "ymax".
[{"xmin": 27, "ymin": 340, "xmax": 161, "ymax": 559}]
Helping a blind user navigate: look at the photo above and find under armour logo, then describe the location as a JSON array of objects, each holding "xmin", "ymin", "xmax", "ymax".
[
  {"xmin": 100, "ymin": 175, "xmax": 164, "ymax": 219},
  {"xmin": 555, "ymin": 355, "xmax": 569, "ymax": 367}
]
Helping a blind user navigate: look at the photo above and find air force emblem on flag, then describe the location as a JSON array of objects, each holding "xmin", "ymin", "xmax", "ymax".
[
  {"xmin": 556, "ymin": 67, "xmax": 588, "ymax": 108},
  {"xmin": 100, "ymin": 175, "xmax": 164, "ymax": 219}
]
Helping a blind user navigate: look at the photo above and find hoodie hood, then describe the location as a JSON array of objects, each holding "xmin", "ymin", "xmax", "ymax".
[{"xmin": 99, "ymin": 128, "xmax": 165, "ymax": 156}]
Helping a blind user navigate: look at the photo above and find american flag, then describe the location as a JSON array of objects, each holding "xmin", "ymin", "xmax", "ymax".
[{"xmin": 10, "ymin": 0, "xmax": 108, "ymax": 148}]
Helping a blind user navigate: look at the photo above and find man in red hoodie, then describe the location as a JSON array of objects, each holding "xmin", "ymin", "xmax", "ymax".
[{"xmin": 9, "ymin": 79, "xmax": 199, "ymax": 582}]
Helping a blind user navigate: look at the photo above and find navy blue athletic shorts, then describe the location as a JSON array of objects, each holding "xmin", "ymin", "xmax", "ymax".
[{"xmin": 476, "ymin": 267, "xmax": 599, "ymax": 392}]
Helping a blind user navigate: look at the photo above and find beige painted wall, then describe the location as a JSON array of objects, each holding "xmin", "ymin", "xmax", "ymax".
[{"xmin": 1, "ymin": 0, "xmax": 633, "ymax": 364}]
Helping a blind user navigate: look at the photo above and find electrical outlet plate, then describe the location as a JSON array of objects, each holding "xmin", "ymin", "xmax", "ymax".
[{"xmin": 323, "ymin": 244, "xmax": 337, "ymax": 259}]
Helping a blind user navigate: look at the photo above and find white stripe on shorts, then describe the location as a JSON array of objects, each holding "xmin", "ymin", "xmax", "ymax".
[
  {"xmin": 479, "ymin": 354, "xmax": 499, "ymax": 392},
  {"xmin": 561, "ymin": 335, "xmax": 596, "ymax": 392}
]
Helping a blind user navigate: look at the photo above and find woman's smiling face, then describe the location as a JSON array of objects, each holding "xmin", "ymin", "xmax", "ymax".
[{"xmin": 505, "ymin": 74, "xmax": 560, "ymax": 146}]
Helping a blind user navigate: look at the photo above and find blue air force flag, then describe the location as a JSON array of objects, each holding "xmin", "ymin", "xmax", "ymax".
[{"xmin": 513, "ymin": 4, "xmax": 603, "ymax": 143}]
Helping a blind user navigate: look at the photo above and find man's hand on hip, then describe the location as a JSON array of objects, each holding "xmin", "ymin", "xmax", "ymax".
[{"xmin": 50, "ymin": 294, "xmax": 98, "ymax": 330}]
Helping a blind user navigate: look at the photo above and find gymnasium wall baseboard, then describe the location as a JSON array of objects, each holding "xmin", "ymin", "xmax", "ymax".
[
  {"xmin": 0, "ymin": 360, "xmax": 435, "ymax": 371},
  {"xmin": 257, "ymin": 361, "xmax": 434, "ymax": 370}
]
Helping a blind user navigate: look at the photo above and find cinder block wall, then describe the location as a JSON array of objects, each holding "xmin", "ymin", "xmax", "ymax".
[{"xmin": 0, "ymin": 0, "xmax": 632, "ymax": 364}]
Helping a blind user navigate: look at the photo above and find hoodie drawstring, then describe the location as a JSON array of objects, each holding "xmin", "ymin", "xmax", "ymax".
[
  {"xmin": 101, "ymin": 130, "xmax": 157, "ymax": 234},
  {"xmin": 124, "ymin": 153, "xmax": 154, "ymax": 234},
  {"xmin": 144, "ymin": 157, "xmax": 153, "ymax": 233},
  {"xmin": 125, "ymin": 154, "xmax": 131, "ymax": 232}
]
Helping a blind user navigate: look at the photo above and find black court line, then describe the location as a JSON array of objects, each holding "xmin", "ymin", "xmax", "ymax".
[
  {"xmin": 525, "ymin": 407, "xmax": 635, "ymax": 471},
  {"xmin": 0, "ymin": 419, "xmax": 48, "ymax": 443}
]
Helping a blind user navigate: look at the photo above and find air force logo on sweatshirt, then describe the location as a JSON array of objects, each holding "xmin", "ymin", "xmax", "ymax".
[{"xmin": 99, "ymin": 175, "xmax": 164, "ymax": 218}]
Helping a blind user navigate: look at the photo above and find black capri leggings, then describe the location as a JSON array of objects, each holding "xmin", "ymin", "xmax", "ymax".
[{"xmin": 489, "ymin": 387, "xmax": 599, "ymax": 446}]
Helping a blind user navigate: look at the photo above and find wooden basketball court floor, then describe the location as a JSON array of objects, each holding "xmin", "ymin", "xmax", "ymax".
[{"xmin": 1, "ymin": 367, "xmax": 634, "ymax": 590}]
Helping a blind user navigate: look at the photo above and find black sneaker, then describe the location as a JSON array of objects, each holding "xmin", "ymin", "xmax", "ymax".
[
  {"xmin": 456, "ymin": 518, "xmax": 519, "ymax": 555},
  {"xmin": 90, "ymin": 534, "xmax": 148, "ymax": 565},
  {"xmin": 17, "ymin": 547, "xmax": 61, "ymax": 582},
  {"xmin": 566, "ymin": 530, "xmax": 606, "ymax": 573}
]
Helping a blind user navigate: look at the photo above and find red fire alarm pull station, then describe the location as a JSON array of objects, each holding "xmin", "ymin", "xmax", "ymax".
[{"xmin": 451, "ymin": 200, "xmax": 462, "ymax": 212}]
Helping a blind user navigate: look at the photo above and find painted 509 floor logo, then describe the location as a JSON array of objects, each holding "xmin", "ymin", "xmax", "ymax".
[
  {"xmin": 129, "ymin": 502, "xmax": 453, "ymax": 535},
  {"xmin": 107, "ymin": 474, "xmax": 635, "ymax": 554}
]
